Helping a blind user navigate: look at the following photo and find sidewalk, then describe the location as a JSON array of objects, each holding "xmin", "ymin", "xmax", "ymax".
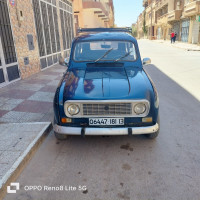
[
  {"xmin": 0, "ymin": 64, "xmax": 66, "ymax": 199},
  {"xmin": 0, "ymin": 64, "xmax": 66, "ymax": 123},
  {"xmin": 152, "ymin": 39, "xmax": 200, "ymax": 51},
  {"xmin": 0, "ymin": 122, "xmax": 52, "ymax": 199}
]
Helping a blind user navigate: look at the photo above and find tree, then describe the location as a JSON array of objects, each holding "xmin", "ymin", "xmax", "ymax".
[
  {"xmin": 132, "ymin": 24, "xmax": 137, "ymax": 38},
  {"xmin": 142, "ymin": 11, "xmax": 148, "ymax": 36}
]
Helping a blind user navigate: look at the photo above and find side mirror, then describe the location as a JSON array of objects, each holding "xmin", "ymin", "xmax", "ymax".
[
  {"xmin": 59, "ymin": 57, "xmax": 68, "ymax": 66},
  {"xmin": 142, "ymin": 58, "xmax": 151, "ymax": 65},
  {"xmin": 64, "ymin": 58, "xmax": 68, "ymax": 66}
]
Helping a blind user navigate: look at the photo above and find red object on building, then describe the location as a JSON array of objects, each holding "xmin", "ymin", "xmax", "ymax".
[{"xmin": 9, "ymin": 0, "xmax": 15, "ymax": 6}]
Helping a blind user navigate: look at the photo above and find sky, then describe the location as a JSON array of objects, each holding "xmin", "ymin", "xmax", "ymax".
[{"xmin": 113, "ymin": 0, "xmax": 144, "ymax": 27}]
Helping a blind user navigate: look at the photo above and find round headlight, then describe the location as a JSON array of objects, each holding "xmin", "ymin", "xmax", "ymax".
[
  {"xmin": 67, "ymin": 104, "xmax": 80, "ymax": 115},
  {"xmin": 134, "ymin": 103, "xmax": 146, "ymax": 114}
]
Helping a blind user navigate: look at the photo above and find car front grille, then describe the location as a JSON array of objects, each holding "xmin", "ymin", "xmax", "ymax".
[
  {"xmin": 64, "ymin": 100, "xmax": 150, "ymax": 118},
  {"xmin": 82, "ymin": 103, "xmax": 132, "ymax": 116}
]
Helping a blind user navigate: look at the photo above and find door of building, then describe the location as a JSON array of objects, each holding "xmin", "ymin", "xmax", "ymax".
[
  {"xmin": 0, "ymin": 0, "xmax": 20, "ymax": 87},
  {"xmin": 191, "ymin": 20, "xmax": 199, "ymax": 44},
  {"xmin": 173, "ymin": 21, "xmax": 180, "ymax": 41},
  {"xmin": 157, "ymin": 27, "xmax": 162, "ymax": 39},
  {"xmin": 181, "ymin": 19, "xmax": 190, "ymax": 42}
]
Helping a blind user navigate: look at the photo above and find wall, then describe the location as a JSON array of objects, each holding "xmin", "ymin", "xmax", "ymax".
[
  {"xmin": 8, "ymin": 0, "xmax": 40, "ymax": 79},
  {"xmin": 82, "ymin": 9, "xmax": 104, "ymax": 28},
  {"xmin": 73, "ymin": 0, "xmax": 114, "ymax": 32}
]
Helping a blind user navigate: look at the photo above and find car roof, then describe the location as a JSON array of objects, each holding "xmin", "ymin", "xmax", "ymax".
[{"xmin": 74, "ymin": 32, "xmax": 137, "ymax": 43}]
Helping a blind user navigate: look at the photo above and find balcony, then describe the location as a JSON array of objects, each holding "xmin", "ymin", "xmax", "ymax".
[
  {"xmin": 155, "ymin": 0, "xmax": 168, "ymax": 11},
  {"xmin": 143, "ymin": 0, "xmax": 148, "ymax": 8},
  {"xmin": 98, "ymin": 14, "xmax": 106, "ymax": 18},
  {"xmin": 83, "ymin": 1, "xmax": 108, "ymax": 17},
  {"xmin": 156, "ymin": 13, "xmax": 168, "ymax": 25},
  {"xmin": 167, "ymin": 10, "xmax": 182, "ymax": 22},
  {"xmin": 182, "ymin": 1, "xmax": 200, "ymax": 17}
]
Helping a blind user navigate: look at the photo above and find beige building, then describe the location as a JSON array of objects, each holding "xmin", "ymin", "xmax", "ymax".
[
  {"xmin": 155, "ymin": 0, "xmax": 171, "ymax": 40},
  {"xmin": 137, "ymin": 13, "xmax": 144, "ymax": 38},
  {"xmin": 137, "ymin": 0, "xmax": 200, "ymax": 44},
  {"xmin": 180, "ymin": 0, "xmax": 200, "ymax": 43},
  {"xmin": 73, "ymin": 0, "xmax": 114, "ymax": 35},
  {"xmin": 0, "ymin": 0, "xmax": 74, "ymax": 88}
]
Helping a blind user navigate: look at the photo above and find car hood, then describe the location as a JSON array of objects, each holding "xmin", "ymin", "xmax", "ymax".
[{"xmin": 62, "ymin": 66, "xmax": 152, "ymax": 101}]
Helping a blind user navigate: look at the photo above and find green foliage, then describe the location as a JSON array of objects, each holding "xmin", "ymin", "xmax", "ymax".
[
  {"xmin": 142, "ymin": 11, "xmax": 148, "ymax": 36},
  {"xmin": 132, "ymin": 25, "xmax": 137, "ymax": 37}
]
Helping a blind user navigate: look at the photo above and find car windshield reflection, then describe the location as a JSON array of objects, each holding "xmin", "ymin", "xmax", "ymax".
[{"xmin": 73, "ymin": 40, "xmax": 137, "ymax": 62}]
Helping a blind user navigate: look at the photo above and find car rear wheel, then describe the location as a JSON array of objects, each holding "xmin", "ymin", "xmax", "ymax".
[
  {"xmin": 54, "ymin": 131, "xmax": 68, "ymax": 140},
  {"xmin": 145, "ymin": 116, "xmax": 160, "ymax": 139}
]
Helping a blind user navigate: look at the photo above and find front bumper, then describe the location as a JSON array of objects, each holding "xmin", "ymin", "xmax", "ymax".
[{"xmin": 53, "ymin": 123, "xmax": 159, "ymax": 136}]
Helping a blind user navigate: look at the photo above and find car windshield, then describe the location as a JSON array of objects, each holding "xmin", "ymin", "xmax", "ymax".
[{"xmin": 73, "ymin": 41, "xmax": 137, "ymax": 62}]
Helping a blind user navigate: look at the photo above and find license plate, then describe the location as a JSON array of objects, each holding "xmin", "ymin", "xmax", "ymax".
[{"xmin": 89, "ymin": 118, "xmax": 124, "ymax": 126}]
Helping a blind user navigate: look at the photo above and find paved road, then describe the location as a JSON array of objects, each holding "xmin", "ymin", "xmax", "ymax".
[
  {"xmin": 4, "ymin": 40, "xmax": 200, "ymax": 200},
  {"xmin": 139, "ymin": 39, "xmax": 200, "ymax": 101}
]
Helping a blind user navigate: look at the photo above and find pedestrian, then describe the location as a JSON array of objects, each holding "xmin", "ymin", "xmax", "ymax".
[
  {"xmin": 173, "ymin": 32, "xmax": 177, "ymax": 43},
  {"xmin": 170, "ymin": 31, "xmax": 175, "ymax": 44}
]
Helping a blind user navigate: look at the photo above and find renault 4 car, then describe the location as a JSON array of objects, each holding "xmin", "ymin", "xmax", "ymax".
[{"xmin": 53, "ymin": 28, "xmax": 159, "ymax": 140}]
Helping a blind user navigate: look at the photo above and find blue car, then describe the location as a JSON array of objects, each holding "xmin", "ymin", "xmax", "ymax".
[{"xmin": 53, "ymin": 28, "xmax": 159, "ymax": 140}]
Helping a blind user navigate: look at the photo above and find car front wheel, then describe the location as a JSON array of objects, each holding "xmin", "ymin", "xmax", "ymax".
[
  {"xmin": 145, "ymin": 116, "xmax": 160, "ymax": 139},
  {"xmin": 54, "ymin": 131, "xmax": 68, "ymax": 140}
]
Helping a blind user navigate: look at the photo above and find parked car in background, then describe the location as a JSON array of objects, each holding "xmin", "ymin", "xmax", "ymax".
[{"xmin": 54, "ymin": 28, "xmax": 159, "ymax": 140}]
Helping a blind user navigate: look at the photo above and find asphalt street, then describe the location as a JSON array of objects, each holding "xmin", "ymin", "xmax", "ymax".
[
  {"xmin": 139, "ymin": 39, "xmax": 200, "ymax": 101},
  {"xmin": 4, "ymin": 40, "xmax": 200, "ymax": 200}
]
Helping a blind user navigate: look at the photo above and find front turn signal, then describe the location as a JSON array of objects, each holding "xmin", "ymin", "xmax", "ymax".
[
  {"xmin": 142, "ymin": 117, "xmax": 152, "ymax": 123},
  {"xmin": 61, "ymin": 118, "xmax": 72, "ymax": 123}
]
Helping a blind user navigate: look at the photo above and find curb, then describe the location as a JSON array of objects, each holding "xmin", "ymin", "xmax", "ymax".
[
  {"xmin": 144, "ymin": 39, "xmax": 200, "ymax": 51},
  {"xmin": 0, "ymin": 122, "xmax": 53, "ymax": 200},
  {"xmin": 187, "ymin": 49, "xmax": 200, "ymax": 51}
]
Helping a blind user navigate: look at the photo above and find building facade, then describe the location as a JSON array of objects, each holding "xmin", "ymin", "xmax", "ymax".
[
  {"xmin": 137, "ymin": 13, "xmax": 144, "ymax": 38},
  {"xmin": 0, "ymin": 0, "xmax": 74, "ymax": 88},
  {"xmin": 73, "ymin": 0, "xmax": 114, "ymax": 35},
  {"xmin": 137, "ymin": 0, "xmax": 200, "ymax": 44},
  {"xmin": 181, "ymin": 0, "xmax": 200, "ymax": 43}
]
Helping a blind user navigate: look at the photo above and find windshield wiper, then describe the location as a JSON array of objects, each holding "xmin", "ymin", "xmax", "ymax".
[
  {"xmin": 114, "ymin": 51, "xmax": 133, "ymax": 62},
  {"xmin": 94, "ymin": 48, "xmax": 113, "ymax": 63}
]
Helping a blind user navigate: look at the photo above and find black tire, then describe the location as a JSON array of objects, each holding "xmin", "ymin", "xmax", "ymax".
[
  {"xmin": 146, "ymin": 129, "xmax": 159, "ymax": 139},
  {"xmin": 145, "ymin": 116, "xmax": 160, "ymax": 139},
  {"xmin": 54, "ymin": 131, "xmax": 68, "ymax": 140}
]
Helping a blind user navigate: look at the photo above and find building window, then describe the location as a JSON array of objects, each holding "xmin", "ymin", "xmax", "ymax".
[
  {"xmin": 0, "ymin": 0, "xmax": 17, "ymax": 64},
  {"xmin": 0, "ymin": 0, "xmax": 20, "ymax": 85},
  {"xmin": 32, "ymin": 0, "xmax": 61, "ymax": 68}
]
